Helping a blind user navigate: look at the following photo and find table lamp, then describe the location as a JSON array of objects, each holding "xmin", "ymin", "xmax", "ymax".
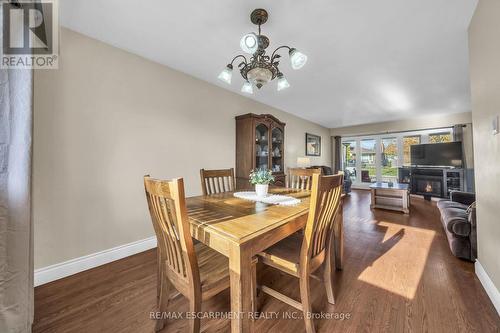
[{"xmin": 297, "ymin": 157, "xmax": 311, "ymax": 168}]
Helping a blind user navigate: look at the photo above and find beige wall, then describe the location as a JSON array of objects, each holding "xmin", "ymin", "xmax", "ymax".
[
  {"xmin": 469, "ymin": 0, "xmax": 500, "ymax": 289},
  {"xmin": 330, "ymin": 112, "xmax": 474, "ymax": 171},
  {"xmin": 33, "ymin": 29, "xmax": 331, "ymax": 269},
  {"xmin": 330, "ymin": 112, "xmax": 472, "ymax": 137}
]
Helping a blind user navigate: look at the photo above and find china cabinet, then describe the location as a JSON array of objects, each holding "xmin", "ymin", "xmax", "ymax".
[{"xmin": 236, "ymin": 113, "xmax": 286, "ymax": 189}]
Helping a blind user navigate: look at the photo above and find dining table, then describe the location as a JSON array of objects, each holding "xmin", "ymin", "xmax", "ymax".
[{"xmin": 186, "ymin": 187, "xmax": 344, "ymax": 333}]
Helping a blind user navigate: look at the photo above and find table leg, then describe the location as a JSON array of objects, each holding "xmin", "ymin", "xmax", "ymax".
[
  {"xmin": 370, "ymin": 189, "xmax": 375, "ymax": 209},
  {"xmin": 334, "ymin": 203, "xmax": 344, "ymax": 270},
  {"xmin": 403, "ymin": 190, "xmax": 410, "ymax": 214},
  {"xmin": 229, "ymin": 243, "xmax": 254, "ymax": 333}
]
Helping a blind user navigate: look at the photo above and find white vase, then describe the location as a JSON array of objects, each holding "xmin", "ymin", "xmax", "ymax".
[{"xmin": 255, "ymin": 184, "xmax": 269, "ymax": 197}]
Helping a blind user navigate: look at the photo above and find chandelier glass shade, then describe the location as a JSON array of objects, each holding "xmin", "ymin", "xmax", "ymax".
[
  {"xmin": 217, "ymin": 65, "xmax": 233, "ymax": 84},
  {"xmin": 276, "ymin": 73, "xmax": 290, "ymax": 91},
  {"xmin": 240, "ymin": 33, "xmax": 259, "ymax": 54},
  {"xmin": 289, "ymin": 49, "xmax": 308, "ymax": 70},
  {"xmin": 241, "ymin": 80, "xmax": 254, "ymax": 94},
  {"xmin": 218, "ymin": 8, "xmax": 307, "ymax": 93},
  {"xmin": 247, "ymin": 67, "xmax": 273, "ymax": 88}
]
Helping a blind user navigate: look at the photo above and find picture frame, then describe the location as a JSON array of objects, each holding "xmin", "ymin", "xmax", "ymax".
[{"xmin": 305, "ymin": 133, "xmax": 321, "ymax": 156}]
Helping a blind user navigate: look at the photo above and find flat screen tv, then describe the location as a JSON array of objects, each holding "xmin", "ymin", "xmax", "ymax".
[{"xmin": 410, "ymin": 142, "xmax": 463, "ymax": 167}]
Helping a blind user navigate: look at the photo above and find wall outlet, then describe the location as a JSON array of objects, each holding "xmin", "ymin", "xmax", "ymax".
[{"xmin": 493, "ymin": 115, "xmax": 499, "ymax": 135}]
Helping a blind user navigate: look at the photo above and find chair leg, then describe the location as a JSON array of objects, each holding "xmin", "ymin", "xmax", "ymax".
[
  {"xmin": 155, "ymin": 264, "xmax": 171, "ymax": 332},
  {"xmin": 334, "ymin": 206, "xmax": 344, "ymax": 270},
  {"xmin": 156, "ymin": 253, "xmax": 161, "ymax": 301},
  {"xmin": 324, "ymin": 235, "xmax": 335, "ymax": 305},
  {"xmin": 299, "ymin": 274, "xmax": 316, "ymax": 333},
  {"xmin": 188, "ymin": 290, "xmax": 201, "ymax": 333}
]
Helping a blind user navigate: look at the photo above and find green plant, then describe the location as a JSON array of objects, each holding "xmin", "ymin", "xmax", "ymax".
[{"xmin": 249, "ymin": 168, "xmax": 275, "ymax": 185}]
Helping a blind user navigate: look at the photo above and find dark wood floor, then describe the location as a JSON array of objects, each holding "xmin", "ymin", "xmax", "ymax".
[{"xmin": 33, "ymin": 190, "xmax": 500, "ymax": 333}]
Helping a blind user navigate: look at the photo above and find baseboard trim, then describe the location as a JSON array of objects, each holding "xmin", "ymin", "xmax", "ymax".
[
  {"xmin": 34, "ymin": 236, "xmax": 157, "ymax": 287},
  {"xmin": 475, "ymin": 260, "xmax": 500, "ymax": 315}
]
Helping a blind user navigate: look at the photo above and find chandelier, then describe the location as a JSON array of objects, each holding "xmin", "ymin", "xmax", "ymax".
[{"xmin": 218, "ymin": 8, "xmax": 308, "ymax": 94}]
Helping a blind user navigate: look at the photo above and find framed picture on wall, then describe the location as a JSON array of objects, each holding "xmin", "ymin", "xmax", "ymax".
[{"xmin": 305, "ymin": 133, "xmax": 321, "ymax": 156}]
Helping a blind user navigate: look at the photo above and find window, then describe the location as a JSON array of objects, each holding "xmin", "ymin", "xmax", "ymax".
[
  {"xmin": 403, "ymin": 135, "xmax": 421, "ymax": 166},
  {"xmin": 361, "ymin": 139, "xmax": 376, "ymax": 183},
  {"xmin": 342, "ymin": 141, "xmax": 357, "ymax": 183},
  {"xmin": 429, "ymin": 132, "xmax": 452, "ymax": 143},
  {"xmin": 381, "ymin": 137, "xmax": 398, "ymax": 182},
  {"xmin": 340, "ymin": 128, "xmax": 453, "ymax": 186}
]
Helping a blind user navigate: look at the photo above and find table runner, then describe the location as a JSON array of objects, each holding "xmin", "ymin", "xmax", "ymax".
[{"xmin": 233, "ymin": 191, "xmax": 301, "ymax": 206}]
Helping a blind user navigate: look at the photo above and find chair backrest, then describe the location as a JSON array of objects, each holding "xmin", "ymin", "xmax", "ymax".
[
  {"xmin": 287, "ymin": 168, "xmax": 322, "ymax": 190},
  {"xmin": 144, "ymin": 176, "xmax": 199, "ymax": 289},
  {"xmin": 200, "ymin": 168, "xmax": 236, "ymax": 195},
  {"xmin": 302, "ymin": 173, "xmax": 344, "ymax": 261}
]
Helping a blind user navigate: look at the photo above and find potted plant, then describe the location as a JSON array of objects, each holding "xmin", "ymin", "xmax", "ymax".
[{"xmin": 249, "ymin": 169, "xmax": 275, "ymax": 197}]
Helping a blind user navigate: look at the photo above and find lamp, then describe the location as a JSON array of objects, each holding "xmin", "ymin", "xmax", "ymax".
[
  {"xmin": 297, "ymin": 157, "xmax": 311, "ymax": 168},
  {"xmin": 218, "ymin": 9, "xmax": 308, "ymax": 93}
]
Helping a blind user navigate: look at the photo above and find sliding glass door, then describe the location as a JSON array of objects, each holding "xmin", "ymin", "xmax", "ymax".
[
  {"xmin": 342, "ymin": 140, "xmax": 357, "ymax": 183},
  {"xmin": 341, "ymin": 128, "xmax": 453, "ymax": 187},
  {"xmin": 402, "ymin": 135, "xmax": 421, "ymax": 166},
  {"xmin": 361, "ymin": 139, "xmax": 376, "ymax": 183},
  {"xmin": 381, "ymin": 137, "xmax": 398, "ymax": 183}
]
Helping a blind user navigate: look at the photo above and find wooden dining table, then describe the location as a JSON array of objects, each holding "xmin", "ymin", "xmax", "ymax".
[{"xmin": 186, "ymin": 187, "xmax": 344, "ymax": 333}]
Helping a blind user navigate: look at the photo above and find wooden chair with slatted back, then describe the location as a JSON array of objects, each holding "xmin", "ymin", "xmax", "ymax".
[
  {"xmin": 144, "ymin": 176, "xmax": 230, "ymax": 333},
  {"xmin": 287, "ymin": 168, "xmax": 322, "ymax": 191},
  {"xmin": 200, "ymin": 168, "xmax": 236, "ymax": 195},
  {"xmin": 256, "ymin": 173, "xmax": 344, "ymax": 333}
]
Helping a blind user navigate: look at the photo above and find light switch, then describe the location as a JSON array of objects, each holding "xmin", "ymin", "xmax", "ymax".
[{"xmin": 493, "ymin": 115, "xmax": 499, "ymax": 135}]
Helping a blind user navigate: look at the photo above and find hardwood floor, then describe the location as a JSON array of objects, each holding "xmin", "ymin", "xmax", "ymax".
[{"xmin": 33, "ymin": 190, "xmax": 500, "ymax": 333}]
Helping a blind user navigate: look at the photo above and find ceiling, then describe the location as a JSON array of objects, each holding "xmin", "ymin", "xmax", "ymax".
[{"xmin": 59, "ymin": 0, "xmax": 478, "ymax": 128}]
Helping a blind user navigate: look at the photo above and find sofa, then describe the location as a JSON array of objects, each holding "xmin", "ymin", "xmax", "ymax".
[
  {"xmin": 308, "ymin": 165, "xmax": 352, "ymax": 194},
  {"xmin": 436, "ymin": 191, "xmax": 477, "ymax": 261}
]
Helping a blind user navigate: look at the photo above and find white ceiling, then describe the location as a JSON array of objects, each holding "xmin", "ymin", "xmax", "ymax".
[{"xmin": 59, "ymin": 0, "xmax": 477, "ymax": 128}]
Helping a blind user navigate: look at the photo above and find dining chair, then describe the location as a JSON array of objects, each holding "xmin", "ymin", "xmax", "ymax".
[
  {"xmin": 199, "ymin": 168, "xmax": 236, "ymax": 195},
  {"xmin": 144, "ymin": 176, "xmax": 230, "ymax": 333},
  {"xmin": 287, "ymin": 167, "xmax": 322, "ymax": 190},
  {"xmin": 255, "ymin": 173, "xmax": 344, "ymax": 333}
]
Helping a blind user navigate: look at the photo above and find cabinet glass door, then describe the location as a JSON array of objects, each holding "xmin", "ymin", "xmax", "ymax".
[
  {"xmin": 255, "ymin": 123, "xmax": 269, "ymax": 170},
  {"xmin": 271, "ymin": 127, "xmax": 283, "ymax": 173}
]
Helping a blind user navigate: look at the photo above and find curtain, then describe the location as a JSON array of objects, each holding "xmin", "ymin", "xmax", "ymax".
[
  {"xmin": 453, "ymin": 124, "xmax": 464, "ymax": 142},
  {"xmin": 454, "ymin": 124, "xmax": 475, "ymax": 192},
  {"xmin": 0, "ymin": 5, "xmax": 34, "ymax": 333},
  {"xmin": 333, "ymin": 136, "xmax": 341, "ymax": 173}
]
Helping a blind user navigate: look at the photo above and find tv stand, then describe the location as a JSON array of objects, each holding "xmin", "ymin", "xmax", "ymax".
[{"xmin": 408, "ymin": 167, "xmax": 464, "ymax": 199}]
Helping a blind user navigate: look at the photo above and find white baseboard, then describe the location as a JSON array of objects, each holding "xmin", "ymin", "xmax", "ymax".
[
  {"xmin": 475, "ymin": 260, "xmax": 500, "ymax": 315},
  {"xmin": 34, "ymin": 236, "xmax": 157, "ymax": 286}
]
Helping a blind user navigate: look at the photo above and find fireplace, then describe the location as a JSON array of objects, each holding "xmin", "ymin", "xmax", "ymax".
[
  {"xmin": 410, "ymin": 168, "xmax": 444, "ymax": 198},
  {"xmin": 413, "ymin": 175, "xmax": 443, "ymax": 197}
]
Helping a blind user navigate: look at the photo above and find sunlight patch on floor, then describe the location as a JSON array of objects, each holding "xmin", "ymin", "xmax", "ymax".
[{"xmin": 357, "ymin": 221, "xmax": 436, "ymax": 300}]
